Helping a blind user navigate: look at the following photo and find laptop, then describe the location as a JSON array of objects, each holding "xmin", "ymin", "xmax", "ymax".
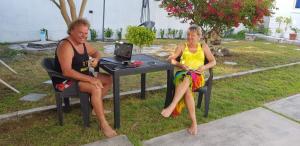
[{"xmin": 100, "ymin": 42, "xmax": 133, "ymax": 64}]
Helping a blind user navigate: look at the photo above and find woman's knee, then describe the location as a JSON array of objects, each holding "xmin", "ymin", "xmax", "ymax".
[{"xmin": 184, "ymin": 90, "xmax": 193, "ymax": 98}]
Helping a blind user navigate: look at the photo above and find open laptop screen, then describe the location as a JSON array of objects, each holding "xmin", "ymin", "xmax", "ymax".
[{"xmin": 114, "ymin": 42, "xmax": 133, "ymax": 60}]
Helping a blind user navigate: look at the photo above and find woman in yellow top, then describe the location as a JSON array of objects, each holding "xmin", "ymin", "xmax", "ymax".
[{"xmin": 161, "ymin": 25, "xmax": 216, "ymax": 135}]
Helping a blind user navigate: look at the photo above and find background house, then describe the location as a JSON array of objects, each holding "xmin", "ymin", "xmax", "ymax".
[
  {"xmin": 2, "ymin": 0, "xmax": 299, "ymax": 43},
  {"xmin": 267, "ymin": 0, "xmax": 300, "ymax": 39},
  {"xmin": 0, "ymin": 0, "xmax": 189, "ymax": 43}
]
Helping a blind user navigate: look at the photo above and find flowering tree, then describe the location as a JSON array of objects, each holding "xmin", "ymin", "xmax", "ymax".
[{"xmin": 160, "ymin": 0, "xmax": 275, "ymax": 42}]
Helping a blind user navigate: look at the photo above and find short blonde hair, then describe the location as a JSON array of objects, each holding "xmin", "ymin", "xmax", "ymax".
[
  {"xmin": 188, "ymin": 25, "xmax": 202, "ymax": 36},
  {"xmin": 67, "ymin": 18, "xmax": 90, "ymax": 35}
]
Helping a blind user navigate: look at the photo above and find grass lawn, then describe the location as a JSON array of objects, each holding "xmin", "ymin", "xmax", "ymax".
[
  {"xmin": 0, "ymin": 39, "xmax": 300, "ymax": 114},
  {"xmin": 1, "ymin": 64, "xmax": 300, "ymax": 146}
]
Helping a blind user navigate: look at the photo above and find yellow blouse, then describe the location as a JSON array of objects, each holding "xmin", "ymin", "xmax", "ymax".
[{"xmin": 180, "ymin": 43, "xmax": 204, "ymax": 70}]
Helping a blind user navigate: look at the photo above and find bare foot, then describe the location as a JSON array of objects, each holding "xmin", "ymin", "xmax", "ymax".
[
  {"xmin": 92, "ymin": 109, "xmax": 96, "ymax": 116},
  {"xmin": 101, "ymin": 123, "xmax": 117, "ymax": 138},
  {"xmin": 187, "ymin": 124, "xmax": 198, "ymax": 135},
  {"xmin": 161, "ymin": 108, "xmax": 173, "ymax": 118}
]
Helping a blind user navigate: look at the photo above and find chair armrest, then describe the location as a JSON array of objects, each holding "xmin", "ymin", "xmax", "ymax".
[{"xmin": 47, "ymin": 70, "xmax": 73, "ymax": 81}]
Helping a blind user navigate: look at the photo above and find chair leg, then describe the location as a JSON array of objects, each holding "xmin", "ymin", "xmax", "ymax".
[
  {"xmin": 204, "ymin": 91, "xmax": 210, "ymax": 117},
  {"xmin": 197, "ymin": 91, "xmax": 204, "ymax": 109},
  {"xmin": 55, "ymin": 93, "xmax": 63, "ymax": 126},
  {"xmin": 79, "ymin": 92, "xmax": 90, "ymax": 128},
  {"xmin": 63, "ymin": 98, "xmax": 71, "ymax": 113}
]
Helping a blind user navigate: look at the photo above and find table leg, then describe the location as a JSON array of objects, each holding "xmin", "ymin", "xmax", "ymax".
[
  {"xmin": 164, "ymin": 68, "xmax": 174, "ymax": 108},
  {"xmin": 141, "ymin": 73, "xmax": 146, "ymax": 99},
  {"xmin": 113, "ymin": 75, "xmax": 120, "ymax": 129}
]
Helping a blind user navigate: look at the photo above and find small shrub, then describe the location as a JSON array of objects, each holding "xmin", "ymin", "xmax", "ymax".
[
  {"xmin": 125, "ymin": 26, "xmax": 155, "ymax": 52},
  {"xmin": 152, "ymin": 27, "xmax": 157, "ymax": 38},
  {"xmin": 116, "ymin": 28, "xmax": 123, "ymax": 40},
  {"xmin": 226, "ymin": 30, "xmax": 245, "ymax": 40},
  {"xmin": 89, "ymin": 28, "xmax": 97, "ymax": 41},
  {"xmin": 172, "ymin": 29, "xmax": 178, "ymax": 39},
  {"xmin": 290, "ymin": 26, "xmax": 299, "ymax": 34},
  {"xmin": 167, "ymin": 28, "xmax": 172, "ymax": 38},
  {"xmin": 276, "ymin": 28, "xmax": 282, "ymax": 34},
  {"xmin": 223, "ymin": 28, "xmax": 234, "ymax": 38},
  {"xmin": 178, "ymin": 30, "xmax": 183, "ymax": 39},
  {"xmin": 104, "ymin": 28, "xmax": 114, "ymax": 38},
  {"xmin": 160, "ymin": 29, "xmax": 165, "ymax": 39}
]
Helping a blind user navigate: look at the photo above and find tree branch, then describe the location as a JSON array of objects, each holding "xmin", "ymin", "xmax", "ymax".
[
  {"xmin": 67, "ymin": 0, "xmax": 77, "ymax": 21},
  {"xmin": 78, "ymin": 0, "xmax": 87, "ymax": 18},
  {"xmin": 59, "ymin": 0, "xmax": 71, "ymax": 25},
  {"xmin": 50, "ymin": 0, "xmax": 61, "ymax": 9}
]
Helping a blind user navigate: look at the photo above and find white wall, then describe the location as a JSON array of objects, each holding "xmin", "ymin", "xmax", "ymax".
[
  {"xmin": 268, "ymin": 0, "xmax": 300, "ymax": 38},
  {"xmin": 0, "ymin": 0, "xmax": 190, "ymax": 43},
  {"xmin": 0, "ymin": 0, "xmax": 103, "ymax": 42}
]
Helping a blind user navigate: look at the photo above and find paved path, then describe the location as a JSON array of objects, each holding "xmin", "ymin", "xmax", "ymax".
[
  {"xmin": 84, "ymin": 94, "xmax": 300, "ymax": 146},
  {"xmin": 265, "ymin": 94, "xmax": 300, "ymax": 121},
  {"xmin": 143, "ymin": 107, "xmax": 300, "ymax": 146},
  {"xmin": 83, "ymin": 135, "xmax": 133, "ymax": 146}
]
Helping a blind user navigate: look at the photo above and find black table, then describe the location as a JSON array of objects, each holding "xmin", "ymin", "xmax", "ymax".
[{"xmin": 98, "ymin": 54, "xmax": 174, "ymax": 129}]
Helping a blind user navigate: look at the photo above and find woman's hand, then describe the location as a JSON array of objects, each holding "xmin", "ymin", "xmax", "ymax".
[
  {"xmin": 167, "ymin": 55, "xmax": 179, "ymax": 66},
  {"xmin": 179, "ymin": 64, "xmax": 190, "ymax": 71},
  {"xmin": 195, "ymin": 66, "xmax": 206, "ymax": 74},
  {"xmin": 167, "ymin": 54, "xmax": 176, "ymax": 62},
  {"xmin": 89, "ymin": 58, "xmax": 98, "ymax": 68}
]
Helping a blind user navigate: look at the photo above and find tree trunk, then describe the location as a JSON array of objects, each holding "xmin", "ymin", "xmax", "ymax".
[
  {"xmin": 59, "ymin": 0, "xmax": 71, "ymax": 25},
  {"xmin": 67, "ymin": 0, "xmax": 77, "ymax": 21},
  {"xmin": 79, "ymin": 0, "xmax": 87, "ymax": 18},
  {"xmin": 209, "ymin": 29, "xmax": 221, "ymax": 45},
  {"xmin": 51, "ymin": 0, "xmax": 87, "ymax": 26}
]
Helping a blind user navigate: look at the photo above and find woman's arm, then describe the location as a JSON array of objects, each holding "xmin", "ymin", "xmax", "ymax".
[
  {"xmin": 196, "ymin": 43, "xmax": 216, "ymax": 73},
  {"xmin": 167, "ymin": 43, "xmax": 189, "ymax": 70}
]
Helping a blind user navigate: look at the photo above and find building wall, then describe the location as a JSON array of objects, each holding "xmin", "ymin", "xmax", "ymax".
[
  {"xmin": 0, "ymin": 0, "xmax": 189, "ymax": 43},
  {"xmin": 268, "ymin": 0, "xmax": 300, "ymax": 38}
]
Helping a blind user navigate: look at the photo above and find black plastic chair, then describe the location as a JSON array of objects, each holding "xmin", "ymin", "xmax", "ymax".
[
  {"xmin": 195, "ymin": 58, "xmax": 213, "ymax": 117},
  {"xmin": 41, "ymin": 58, "xmax": 91, "ymax": 127},
  {"xmin": 176, "ymin": 57, "xmax": 213, "ymax": 117}
]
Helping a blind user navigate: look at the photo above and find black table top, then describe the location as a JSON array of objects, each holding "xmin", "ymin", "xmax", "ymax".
[{"xmin": 98, "ymin": 54, "xmax": 173, "ymax": 76}]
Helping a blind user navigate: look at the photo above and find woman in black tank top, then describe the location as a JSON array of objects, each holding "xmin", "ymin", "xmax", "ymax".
[{"xmin": 54, "ymin": 18, "xmax": 117, "ymax": 137}]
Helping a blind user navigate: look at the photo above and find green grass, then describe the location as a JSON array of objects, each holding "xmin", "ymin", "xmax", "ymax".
[
  {"xmin": 1, "ymin": 64, "xmax": 300, "ymax": 146},
  {"xmin": 1, "ymin": 40, "xmax": 300, "ymax": 114}
]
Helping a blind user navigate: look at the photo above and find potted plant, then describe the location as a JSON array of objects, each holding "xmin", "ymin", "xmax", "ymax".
[
  {"xmin": 275, "ymin": 16, "xmax": 284, "ymax": 38},
  {"xmin": 178, "ymin": 30, "xmax": 183, "ymax": 39},
  {"xmin": 289, "ymin": 27, "xmax": 299, "ymax": 40},
  {"xmin": 159, "ymin": 29, "xmax": 165, "ymax": 39},
  {"xmin": 104, "ymin": 28, "xmax": 114, "ymax": 40},
  {"xmin": 275, "ymin": 28, "xmax": 283, "ymax": 38},
  {"xmin": 89, "ymin": 28, "xmax": 97, "ymax": 41},
  {"xmin": 116, "ymin": 28, "xmax": 122, "ymax": 40},
  {"xmin": 125, "ymin": 26, "xmax": 155, "ymax": 53},
  {"xmin": 283, "ymin": 17, "xmax": 292, "ymax": 38}
]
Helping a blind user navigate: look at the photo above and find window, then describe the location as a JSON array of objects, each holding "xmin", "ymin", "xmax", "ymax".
[{"xmin": 296, "ymin": 0, "xmax": 300, "ymax": 8}]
